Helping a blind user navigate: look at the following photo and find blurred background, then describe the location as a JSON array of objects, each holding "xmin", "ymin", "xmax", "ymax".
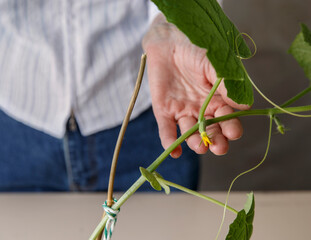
[{"xmin": 199, "ymin": 0, "xmax": 311, "ymax": 191}]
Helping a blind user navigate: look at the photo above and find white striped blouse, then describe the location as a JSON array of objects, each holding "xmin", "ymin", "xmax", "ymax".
[{"xmin": 0, "ymin": 0, "xmax": 159, "ymax": 138}]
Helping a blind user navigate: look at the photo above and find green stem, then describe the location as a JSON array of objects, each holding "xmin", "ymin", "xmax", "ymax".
[
  {"xmin": 157, "ymin": 178, "xmax": 238, "ymax": 214},
  {"xmin": 198, "ymin": 77, "xmax": 223, "ymax": 122},
  {"xmin": 89, "ymin": 104, "xmax": 311, "ymax": 240}
]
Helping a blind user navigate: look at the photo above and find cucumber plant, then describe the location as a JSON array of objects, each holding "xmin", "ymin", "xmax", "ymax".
[{"xmin": 89, "ymin": 0, "xmax": 311, "ymax": 239}]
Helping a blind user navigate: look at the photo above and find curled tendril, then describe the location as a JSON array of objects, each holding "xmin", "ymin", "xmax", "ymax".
[{"xmin": 235, "ymin": 32, "xmax": 257, "ymax": 60}]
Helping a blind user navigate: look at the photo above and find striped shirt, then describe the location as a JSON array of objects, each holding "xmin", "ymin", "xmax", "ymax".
[{"xmin": 0, "ymin": 0, "xmax": 159, "ymax": 138}]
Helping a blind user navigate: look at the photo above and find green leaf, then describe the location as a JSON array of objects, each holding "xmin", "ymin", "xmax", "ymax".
[
  {"xmin": 151, "ymin": 0, "xmax": 254, "ymax": 105},
  {"xmin": 288, "ymin": 23, "xmax": 311, "ymax": 82},
  {"xmin": 226, "ymin": 192, "xmax": 255, "ymax": 240},
  {"xmin": 139, "ymin": 167, "xmax": 162, "ymax": 191}
]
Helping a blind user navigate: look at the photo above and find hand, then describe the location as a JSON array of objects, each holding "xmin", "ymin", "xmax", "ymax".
[{"xmin": 142, "ymin": 14, "xmax": 249, "ymax": 158}]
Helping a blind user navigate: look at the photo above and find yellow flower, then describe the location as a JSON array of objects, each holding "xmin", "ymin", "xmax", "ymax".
[{"xmin": 200, "ymin": 131, "xmax": 212, "ymax": 146}]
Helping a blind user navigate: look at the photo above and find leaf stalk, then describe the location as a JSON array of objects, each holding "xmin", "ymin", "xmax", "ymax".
[{"xmin": 157, "ymin": 178, "xmax": 238, "ymax": 214}]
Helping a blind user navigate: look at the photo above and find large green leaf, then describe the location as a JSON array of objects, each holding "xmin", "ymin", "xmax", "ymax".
[
  {"xmin": 151, "ymin": 0, "xmax": 254, "ymax": 105},
  {"xmin": 288, "ymin": 23, "xmax": 311, "ymax": 82},
  {"xmin": 226, "ymin": 192, "xmax": 255, "ymax": 240}
]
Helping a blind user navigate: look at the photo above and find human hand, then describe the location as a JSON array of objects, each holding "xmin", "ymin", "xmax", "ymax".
[{"xmin": 142, "ymin": 14, "xmax": 250, "ymax": 158}]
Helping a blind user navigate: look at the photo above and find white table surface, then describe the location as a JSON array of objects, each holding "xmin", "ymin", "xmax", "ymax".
[{"xmin": 0, "ymin": 191, "xmax": 310, "ymax": 240}]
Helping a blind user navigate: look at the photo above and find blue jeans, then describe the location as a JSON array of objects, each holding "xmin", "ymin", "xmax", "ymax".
[{"xmin": 0, "ymin": 108, "xmax": 198, "ymax": 192}]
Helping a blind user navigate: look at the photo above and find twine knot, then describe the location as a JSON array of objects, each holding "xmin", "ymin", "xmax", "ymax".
[{"xmin": 102, "ymin": 199, "xmax": 120, "ymax": 240}]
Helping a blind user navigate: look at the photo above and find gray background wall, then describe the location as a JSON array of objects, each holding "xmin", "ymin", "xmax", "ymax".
[{"xmin": 199, "ymin": 0, "xmax": 311, "ymax": 191}]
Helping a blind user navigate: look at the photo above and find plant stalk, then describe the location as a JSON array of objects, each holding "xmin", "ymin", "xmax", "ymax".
[
  {"xmin": 106, "ymin": 54, "xmax": 147, "ymax": 207},
  {"xmin": 89, "ymin": 104, "xmax": 311, "ymax": 240}
]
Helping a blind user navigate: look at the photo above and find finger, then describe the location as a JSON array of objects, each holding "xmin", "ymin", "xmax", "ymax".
[
  {"xmin": 214, "ymin": 105, "xmax": 243, "ymax": 140},
  {"xmin": 178, "ymin": 116, "xmax": 208, "ymax": 154},
  {"xmin": 205, "ymin": 121, "xmax": 229, "ymax": 155},
  {"xmin": 155, "ymin": 113, "xmax": 182, "ymax": 158}
]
